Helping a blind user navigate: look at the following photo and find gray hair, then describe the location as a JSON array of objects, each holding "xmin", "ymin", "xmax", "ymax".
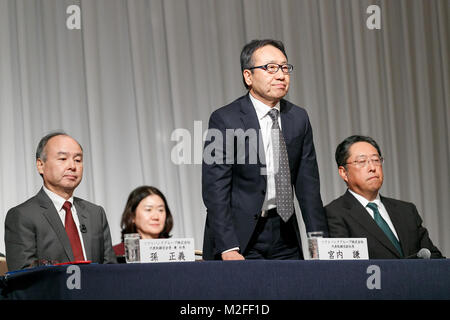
[{"xmin": 36, "ymin": 131, "xmax": 83, "ymax": 162}]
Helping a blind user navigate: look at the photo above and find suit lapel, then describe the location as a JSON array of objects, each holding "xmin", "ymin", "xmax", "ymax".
[
  {"xmin": 36, "ymin": 188, "xmax": 73, "ymax": 260},
  {"xmin": 240, "ymin": 94, "xmax": 266, "ymax": 182},
  {"xmin": 279, "ymin": 99, "xmax": 295, "ymax": 144},
  {"xmin": 74, "ymin": 198, "xmax": 91, "ymax": 260},
  {"xmin": 239, "ymin": 96, "xmax": 296, "ymax": 182},
  {"xmin": 344, "ymin": 191, "xmax": 402, "ymax": 258},
  {"xmin": 381, "ymin": 196, "xmax": 410, "ymax": 256}
]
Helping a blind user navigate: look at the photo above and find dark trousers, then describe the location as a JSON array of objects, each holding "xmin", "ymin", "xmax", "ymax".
[{"xmin": 244, "ymin": 208, "xmax": 303, "ymax": 260}]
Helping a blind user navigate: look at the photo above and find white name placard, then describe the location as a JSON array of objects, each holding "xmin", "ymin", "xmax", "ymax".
[
  {"xmin": 139, "ymin": 238, "xmax": 195, "ymax": 263},
  {"xmin": 317, "ymin": 238, "xmax": 369, "ymax": 260}
]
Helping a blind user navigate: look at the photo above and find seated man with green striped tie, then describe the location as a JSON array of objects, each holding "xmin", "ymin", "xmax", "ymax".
[{"xmin": 325, "ymin": 135, "xmax": 444, "ymax": 259}]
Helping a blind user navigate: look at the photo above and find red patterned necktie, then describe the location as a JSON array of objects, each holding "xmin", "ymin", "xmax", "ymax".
[{"xmin": 63, "ymin": 201, "xmax": 85, "ymax": 261}]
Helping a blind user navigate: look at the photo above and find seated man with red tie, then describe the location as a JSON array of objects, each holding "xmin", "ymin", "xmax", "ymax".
[
  {"xmin": 325, "ymin": 135, "xmax": 444, "ymax": 259},
  {"xmin": 5, "ymin": 132, "xmax": 117, "ymax": 271}
]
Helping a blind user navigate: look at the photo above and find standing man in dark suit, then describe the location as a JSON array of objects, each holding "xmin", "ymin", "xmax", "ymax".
[
  {"xmin": 5, "ymin": 132, "xmax": 117, "ymax": 270},
  {"xmin": 326, "ymin": 135, "xmax": 443, "ymax": 259},
  {"xmin": 202, "ymin": 39, "xmax": 328, "ymax": 260}
]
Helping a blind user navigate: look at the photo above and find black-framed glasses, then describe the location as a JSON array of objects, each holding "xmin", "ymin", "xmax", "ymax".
[
  {"xmin": 247, "ymin": 63, "xmax": 294, "ymax": 74},
  {"xmin": 345, "ymin": 156, "xmax": 384, "ymax": 168}
]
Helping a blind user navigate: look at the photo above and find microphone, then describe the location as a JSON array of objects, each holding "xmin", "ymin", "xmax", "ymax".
[
  {"xmin": 80, "ymin": 224, "xmax": 87, "ymax": 233},
  {"xmin": 405, "ymin": 248, "xmax": 431, "ymax": 259}
]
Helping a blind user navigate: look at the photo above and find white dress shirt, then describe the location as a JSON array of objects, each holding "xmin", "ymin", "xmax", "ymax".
[
  {"xmin": 348, "ymin": 189, "xmax": 400, "ymax": 240},
  {"xmin": 43, "ymin": 186, "xmax": 87, "ymax": 259}
]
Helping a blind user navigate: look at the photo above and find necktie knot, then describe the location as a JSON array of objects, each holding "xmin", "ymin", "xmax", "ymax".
[
  {"xmin": 366, "ymin": 202, "xmax": 378, "ymax": 211},
  {"xmin": 267, "ymin": 108, "xmax": 279, "ymax": 122},
  {"xmin": 63, "ymin": 201, "xmax": 72, "ymax": 212}
]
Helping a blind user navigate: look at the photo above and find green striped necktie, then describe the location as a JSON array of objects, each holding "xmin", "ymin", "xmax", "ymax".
[{"xmin": 366, "ymin": 202, "xmax": 403, "ymax": 257}]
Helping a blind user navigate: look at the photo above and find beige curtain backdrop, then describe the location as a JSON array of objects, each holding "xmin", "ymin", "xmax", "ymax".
[{"xmin": 1, "ymin": 0, "xmax": 449, "ymax": 257}]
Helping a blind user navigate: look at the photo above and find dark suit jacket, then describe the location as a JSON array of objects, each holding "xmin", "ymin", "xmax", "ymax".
[
  {"xmin": 5, "ymin": 188, "xmax": 117, "ymax": 270},
  {"xmin": 202, "ymin": 94, "xmax": 328, "ymax": 259},
  {"xmin": 325, "ymin": 190, "xmax": 444, "ymax": 259}
]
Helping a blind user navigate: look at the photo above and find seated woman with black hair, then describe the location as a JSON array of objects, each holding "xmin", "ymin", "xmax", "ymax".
[{"xmin": 113, "ymin": 186, "xmax": 174, "ymax": 259}]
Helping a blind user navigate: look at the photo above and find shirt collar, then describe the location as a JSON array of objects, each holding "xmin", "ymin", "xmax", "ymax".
[
  {"xmin": 249, "ymin": 92, "xmax": 281, "ymax": 121},
  {"xmin": 348, "ymin": 189, "xmax": 381, "ymax": 208},
  {"xmin": 43, "ymin": 185, "xmax": 74, "ymax": 211}
]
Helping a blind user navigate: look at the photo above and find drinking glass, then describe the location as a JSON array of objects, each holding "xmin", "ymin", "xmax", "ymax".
[{"xmin": 124, "ymin": 233, "xmax": 141, "ymax": 263}]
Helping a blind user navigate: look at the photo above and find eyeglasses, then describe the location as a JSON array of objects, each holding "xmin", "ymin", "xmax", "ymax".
[
  {"xmin": 247, "ymin": 63, "xmax": 294, "ymax": 74},
  {"xmin": 345, "ymin": 156, "xmax": 384, "ymax": 168}
]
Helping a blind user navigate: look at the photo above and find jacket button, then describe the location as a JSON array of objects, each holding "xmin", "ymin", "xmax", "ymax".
[
  {"xmin": 254, "ymin": 214, "xmax": 259, "ymax": 220},
  {"xmin": 261, "ymin": 189, "xmax": 266, "ymax": 195}
]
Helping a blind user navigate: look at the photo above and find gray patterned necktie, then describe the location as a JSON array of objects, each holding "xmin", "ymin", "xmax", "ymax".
[{"xmin": 268, "ymin": 108, "xmax": 293, "ymax": 222}]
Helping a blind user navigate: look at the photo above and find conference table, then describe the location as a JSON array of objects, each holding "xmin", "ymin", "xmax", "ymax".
[{"xmin": 1, "ymin": 259, "xmax": 449, "ymax": 301}]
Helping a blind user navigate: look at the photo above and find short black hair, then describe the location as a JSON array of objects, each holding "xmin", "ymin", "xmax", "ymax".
[
  {"xmin": 335, "ymin": 135, "xmax": 382, "ymax": 167},
  {"xmin": 240, "ymin": 39, "xmax": 288, "ymax": 89}
]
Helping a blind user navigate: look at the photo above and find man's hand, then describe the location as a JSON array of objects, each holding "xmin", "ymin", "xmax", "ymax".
[{"xmin": 221, "ymin": 250, "xmax": 245, "ymax": 260}]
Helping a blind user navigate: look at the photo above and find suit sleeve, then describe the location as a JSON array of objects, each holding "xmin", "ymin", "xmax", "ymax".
[
  {"xmin": 294, "ymin": 112, "xmax": 329, "ymax": 236},
  {"xmin": 4, "ymin": 208, "xmax": 38, "ymax": 270},
  {"xmin": 412, "ymin": 205, "xmax": 444, "ymax": 259},
  {"xmin": 99, "ymin": 206, "xmax": 118, "ymax": 264},
  {"xmin": 325, "ymin": 205, "xmax": 350, "ymax": 238},
  {"xmin": 202, "ymin": 110, "xmax": 239, "ymax": 254}
]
